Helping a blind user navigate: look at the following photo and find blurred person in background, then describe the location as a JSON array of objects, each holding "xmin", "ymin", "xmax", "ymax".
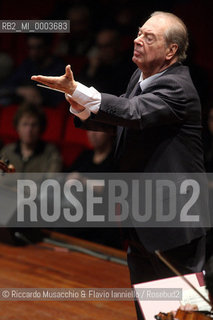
[
  {"xmin": 0, "ymin": 103, "xmax": 62, "ymax": 245},
  {"xmin": 0, "ymin": 52, "xmax": 14, "ymax": 86},
  {"xmin": 53, "ymin": 5, "xmax": 94, "ymax": 56},
  {"xmin": 68, "ymin": 130, "xmax": 114, "ymax": 173},
  {"xmin": 114, "ymin": 3, "xmax": 141, "ymax": 51},
  {"xmin": 0, "ymin": 103, "xmax": 62, "ymax": 172},
  {"xmin": 0, "ymin": 52, "xmax": 14, "ymax": 106},
  {"xmin": 66, "ymin": 4, "xmax": 94, "ymax": 57},
  {"xmin": 3, "ymin": 34, "xmax": 65, "ymax": 107},
  {"xmin": 64, "ymin": 130, "xmax": 123, "ymax": 249},
  {"xmin": 16, "ymin": 84, "xmax": 43, "ymax": 106},
  {"xmin": 78, "ymin": 28, "xmax": 135, "ymax": 95},
  {"xmin": 53, "ymin": 4, "xmax": 94, "ymax": 75},
  {"xmin": 79, "ymin": 29, "xmax": 134, "ymax": 94}
]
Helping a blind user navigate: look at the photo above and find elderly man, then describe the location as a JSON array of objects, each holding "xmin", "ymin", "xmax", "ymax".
[{"xmin": 32, "ymin": 12, "xmax": 207, "ymax": 319}]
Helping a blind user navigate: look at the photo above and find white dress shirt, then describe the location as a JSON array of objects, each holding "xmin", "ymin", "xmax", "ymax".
[{"xmin": 69, "ymin": 69, "xmax": 166, "ymax": 121}]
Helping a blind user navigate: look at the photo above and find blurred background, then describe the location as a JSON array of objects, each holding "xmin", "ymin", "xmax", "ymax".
[
  {"xmin": 0, "ymin": 0, "xmax": 212, "ymax": 172},
  {"xmin": 0, "ymin": 0, "xmax": 213, "ymax": 171}
]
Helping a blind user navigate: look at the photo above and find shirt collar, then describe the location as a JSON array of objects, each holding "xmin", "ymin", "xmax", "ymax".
[{"xmin": 138, "ymin": 69, "xmax": 166, "ymax": 92}]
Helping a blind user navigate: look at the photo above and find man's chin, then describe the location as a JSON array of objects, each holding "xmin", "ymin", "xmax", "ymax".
[
  {"xmin": 132, "ymin": 55, "xmax": 138, "ymax": 64},
  {"xmin": 132, "ymin": 56, "xmax": 142, "ymax": 69}
]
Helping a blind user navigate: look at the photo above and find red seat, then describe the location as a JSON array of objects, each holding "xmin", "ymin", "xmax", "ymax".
[
  {"xmin": 0, "ymin": 105, "xmax": 19, "ymax": 144},
  {"xmin": 42, "ymin": 105, "xmax": 67, "ymax": 146},
  {"xmin": 63, "ymin": 114, "xmax": 91, "ymax": 146}
]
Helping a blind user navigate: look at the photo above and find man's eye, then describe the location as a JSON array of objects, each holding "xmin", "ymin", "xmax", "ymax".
[{"xmin": 146, "ymin": 36, "xmax": 154, "ymax": 43}]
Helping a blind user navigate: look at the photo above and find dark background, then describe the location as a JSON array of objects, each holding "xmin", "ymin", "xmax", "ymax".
[{"xmin": 0, "ymin": 0, "xmax": 212, "ymax": 167}]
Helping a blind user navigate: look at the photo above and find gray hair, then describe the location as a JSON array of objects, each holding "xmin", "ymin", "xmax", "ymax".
[{"xmin": 151, "ymin": 11, "xmax": 189, "ymax": 62}]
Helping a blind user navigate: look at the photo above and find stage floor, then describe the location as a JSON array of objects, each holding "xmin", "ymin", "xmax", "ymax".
[{"xmin": 0, "ymin": 232, "xmax": 136, "ymax": 320}]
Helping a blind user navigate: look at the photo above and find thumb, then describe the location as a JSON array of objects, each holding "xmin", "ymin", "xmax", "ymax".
[
  {"xmin": 65, "ymin": 65, "xmax": 73, "ymax": 80},
  {"xmin": 65, "ymin": 93, "xmax": 73, "ymax": 103}
]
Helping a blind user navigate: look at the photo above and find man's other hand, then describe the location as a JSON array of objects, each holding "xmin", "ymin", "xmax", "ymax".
[{"xmin": 65, "ymin": 94, "xmax": 85, "ymax": 113}]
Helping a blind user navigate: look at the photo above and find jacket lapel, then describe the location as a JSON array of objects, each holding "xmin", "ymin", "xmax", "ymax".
[{"xmin": 115, "ymin": 72, "xmax": 141, "ymax": 158}]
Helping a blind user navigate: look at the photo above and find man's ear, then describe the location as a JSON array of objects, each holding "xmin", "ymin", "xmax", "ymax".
[{"xmin": 166, "ymin": 43, "xmax": 178, "ymax": 61}]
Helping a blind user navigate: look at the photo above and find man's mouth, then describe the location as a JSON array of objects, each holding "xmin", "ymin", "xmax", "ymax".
[{"xmin": 134, "ymin": 50, "xmax": 141, "ymax": 56}]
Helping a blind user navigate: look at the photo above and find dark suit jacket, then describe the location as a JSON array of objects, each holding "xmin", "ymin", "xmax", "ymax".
[{"xmin": 75, "ymin": 62, "xmax": 207, "ymax": 252}]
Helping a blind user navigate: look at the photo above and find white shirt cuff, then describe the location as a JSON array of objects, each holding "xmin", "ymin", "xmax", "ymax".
[
  {"xmin": 69, "ymin": 106, "xmax": 91, "ymax": 120},
  {"xmin": 71, "ymin": 82, "xmax": 101, "ymax": 114}
]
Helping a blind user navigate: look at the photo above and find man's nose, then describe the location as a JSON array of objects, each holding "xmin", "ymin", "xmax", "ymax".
[{"xmin": 134, "ymin": 35, "xmax": 143, "ymax": 46}]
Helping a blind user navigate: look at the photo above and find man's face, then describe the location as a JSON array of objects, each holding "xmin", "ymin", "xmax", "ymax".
[
  {"xmin": 132, "ymin": 15, "xmax": 172, "ymax": 74},
  {"xmin": 28, "ymin": 37, "xmax": 47, "ymax": 62},
  {"xmin": 96, "ymin": 31, "xmax": 118, "ymax": 65},
  {"xmin": 17, "ymin": 114, "xmax": 41, "ymax": 145}
]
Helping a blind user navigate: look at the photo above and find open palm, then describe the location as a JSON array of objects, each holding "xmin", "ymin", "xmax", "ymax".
[{"xmin": 31, "ymin": 65, "xmax": 77, "ymax": 95}]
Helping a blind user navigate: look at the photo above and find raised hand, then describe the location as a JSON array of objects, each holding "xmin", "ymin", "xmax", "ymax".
[{"xmin": 31, "ymin": 65, "xmax": 77, "ymax": 95}]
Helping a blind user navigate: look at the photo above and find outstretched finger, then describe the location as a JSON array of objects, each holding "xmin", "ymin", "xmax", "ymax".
[
  {"xmin": 65, "ymin": 65, "xmax": 74, "ymax": 80},
  {"xmin": 31, "ymin": 75, "xmax": 59, "ymax": 82},
  {"xmin": 31, "ymin": 75, "xmax": 60, "ymax": 89}
]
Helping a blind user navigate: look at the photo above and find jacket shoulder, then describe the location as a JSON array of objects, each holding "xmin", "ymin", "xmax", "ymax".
[
  {"xmin": 0, "ymin": 143, "xmax": 16, "ymax": 154},
  {"xmin": 43, "ymin": 142, "xmax": 60, "ymax": 154},
  {"xmin": 148, "ymin": 63, "xmax": 199, "ymax": 100}
]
